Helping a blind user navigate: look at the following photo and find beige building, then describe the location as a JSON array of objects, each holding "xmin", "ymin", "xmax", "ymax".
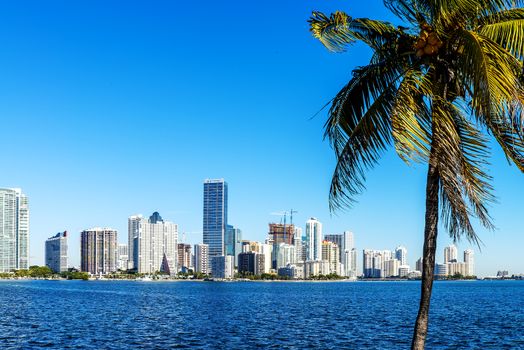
[{"xmin": 81, "ymin": 228, "xmax": 118, "ymax": 274}]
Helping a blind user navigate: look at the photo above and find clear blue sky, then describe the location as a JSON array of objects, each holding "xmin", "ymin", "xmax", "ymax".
[{"xmin": 0, "ymin": 1, "xmax": 521, "ymax": 276}]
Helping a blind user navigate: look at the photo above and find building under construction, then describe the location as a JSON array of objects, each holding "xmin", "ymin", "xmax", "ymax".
[{"xmin": 268, "ymin": 223, "xmax": 295, "ymax": 246}]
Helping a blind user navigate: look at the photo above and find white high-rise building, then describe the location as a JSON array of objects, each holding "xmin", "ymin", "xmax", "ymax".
[
  {"xmin": 395, "ymin": 246, "xmax": 408, "ymax": 266},
  {"xmin": 127, "ymin": 214, "xmax": 142, "ymax": 270},
  {"xmin": 45, "ymin": 231, "xmax": 68, "ymax": 273},
  {"xmin": 277, "ymin": 243, "xmax": 296, "ymax": 269},
  {"xmin": 194, "ymin": 243, "xmax": 209, "ymax": 274},
  {"xmin": 464, "ymin": 249, "xmax": 474, "ymax": 276},
  {"xmin": 384, "ymin": 259, "xmax": 400, "ymax": 277},
  {"xmin": 131, "ymin": 212, "xmax": 178, "ymax": 275},
  {"xmin": 0, "ymin": 188, "xmax": 29, "ymax": 272},
  {"xmin": 444, "ymin": 244, "xmax": 458, "ymax": 263},
  {"xmin": 259, "ymin": 242, "xmax": 273, "ymax": 273},
  {"xmin": 305, "ymin": 218, "xmax": 322, "ymax": 261},
  {"xmin": 293, "ymin": 227, "xmax": 304, "ymax": 263}
]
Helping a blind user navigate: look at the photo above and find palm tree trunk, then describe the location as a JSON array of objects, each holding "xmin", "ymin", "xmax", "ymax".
[{"xmin": 411, "ymin": 157, "xmax": 439, "ymax": 350}]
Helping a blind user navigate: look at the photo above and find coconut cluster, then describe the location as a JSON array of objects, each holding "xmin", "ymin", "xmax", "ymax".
[{"xmin": 414, "ymin": 25, "xmax": 443, "ymax": 57}]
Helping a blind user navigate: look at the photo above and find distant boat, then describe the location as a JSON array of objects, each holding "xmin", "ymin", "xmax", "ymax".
[{"xmin": 137, "ymin": 276, "xmax": 152, "ymax": 282}]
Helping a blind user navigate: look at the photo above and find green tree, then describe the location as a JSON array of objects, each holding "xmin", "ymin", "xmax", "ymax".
[{"xmin": 309, "ymin": 1, "xmax": 524, "ymax": 348}]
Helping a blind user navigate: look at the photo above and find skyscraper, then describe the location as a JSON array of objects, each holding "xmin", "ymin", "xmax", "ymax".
[
  {"xmin": 178, "ymin": 243, "xmax": 192, "ymax": 271},
  {"xmin": 117, "ymin": 243, "xmax": 129, "ymax": 271},
  {"xmin": 131, "ymin": 212, "xmax": 178, "ymax": 275},
  {"xmin": 322, "ymin": 240, "xmax": 340, "ymax": 275},
  {"xmin": 211, "ymin": 255, "xmax": 234, "ymax": 279},
  {"xmin": 464, "ymin": 249, "xmax": 474, "ymax": 276},
  {"xmin": 305, "ymin": 218, "xmax": 322, "ymax": 261},
  {"xmin": 325, "ymin": 231, "xmax": 356, "ymax": 277},
  {"xmin": 194, "ymin": 243, "xmax": 209, "ymax": 274},
  {"xmin": 45, "ymin": 231, "xmax": 68, "ymax": 273},
  {"xmin": 444, "ymin": 244, "xmax": 458, "ymax": 263},
  {"xmin": 395, "ymin": 246, "xmax": 408, "ymax": 266},
  {"xmin": 0, "ymin": 188, "xmax": 29, "ymax": 272},
  {"xmin": 127, "ymin": 214, "xmax": 142, "ymax": 270},
  {"xmin": 225, "ymin": 224, "xmax": 242, "ymax": 266},
  {"xmin": 203, "ymin": 179, "xmax": 228, "ymax": 259},
  {"xmin": 81, "ymin": 228, "xmax": 117, "ymax": 274}
]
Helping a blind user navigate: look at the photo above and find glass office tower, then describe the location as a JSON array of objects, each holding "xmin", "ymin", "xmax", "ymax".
[{"xmin": 203, "ymin": 179, "xmax": 228, "ymax": 259}]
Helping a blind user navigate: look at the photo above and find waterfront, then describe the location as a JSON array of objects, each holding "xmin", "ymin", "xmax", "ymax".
[{"xmin": 0, "ymin": 280, "xmax": 522, "ymax": 349}]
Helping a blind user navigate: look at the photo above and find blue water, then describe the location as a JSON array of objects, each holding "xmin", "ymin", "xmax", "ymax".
[{"xmin": 0, "ymin": 280, "xmax": 522, "ymax": 349}]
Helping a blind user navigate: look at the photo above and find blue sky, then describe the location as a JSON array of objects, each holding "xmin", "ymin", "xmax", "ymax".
[{"xmin": 0, "ymin": 1, "xmax": 521, "ymax": 276}]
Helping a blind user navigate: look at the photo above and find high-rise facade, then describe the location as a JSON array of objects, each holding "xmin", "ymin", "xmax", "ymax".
[
  {"xmin": 322, "ymin": 240, "xmax": 340, "ymax": 275},
  {"xmin": 395, "ymin": 246, "xmax": 408, "ymax": 266},
  {"xmin": 178, "ymin": 243, "xmax": 192, "ymax": 271},
  {"xmin": 203, "ymin": 179, "xmax": 228, "ymax": 259},
  {"xmin": 305, "ymin": 218, "xmax": 322, "ymax": 261},
  {"xmin": 127, "ymin": 215, "xmax": 142, "ymax": 270},
  {"xmin": 81, "ymin": 228, "xmax": 118, "ymax": 274},
  {"xmin": 45, "ymin": 231, "xmax": 68, "ymax": 273},
  {"xmin": 464, "ymin": 249, "xmax": 474, "ymax": 276},
  {"xmin": 0, "ymin": 188, "xmax": 29, "ymax": 272},
  {"xmin": 117, "ymin": 243, "xmax": 129, "ymax": 271},
  {"xmin": 211, "ymin": 255, "xmax": 234, "ymax": 279},
  {"xmin": 131, "ymin": 212, "xmax": 178, "ymax": 275},
  {"xmin": 276, "ymin": 243, "xmax": 296, "ymax": 269},
  {"xmin": 225, "ymin": 225, "xmax": 242, "ymax": 266},
  {"xmin": 238, "ymin": 251, "xmax": 265, "ymax": 275},
  {"xmin": 444, "ymin": 244, "xmax": 458, "ymax": 263},
  {"xmin": 194, "ymin": 243, "xmax": 209, "ymax": 274},
  {"xmin": 325, "ymin": 231, "xmax": 356, "ymax": 277}
]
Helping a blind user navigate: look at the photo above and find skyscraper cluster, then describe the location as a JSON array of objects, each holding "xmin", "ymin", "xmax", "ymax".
[
  {"xmin": 362, "ymin": 246, "xmax": 411, "ymax": 278},
  {"xmin": 435, "ymin": 244, "xmax": 475, "ymax": 277}
]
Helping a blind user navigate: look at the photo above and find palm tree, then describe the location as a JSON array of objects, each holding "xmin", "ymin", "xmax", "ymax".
[{"xmin": 308, "ymin": 1, "xmax": 524, "ymax": 349}]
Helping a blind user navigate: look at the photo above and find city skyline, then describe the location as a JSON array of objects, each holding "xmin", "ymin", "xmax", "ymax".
[{"xmin": 0, "ymin": 0, "xmax": 522, "ymax": 276}]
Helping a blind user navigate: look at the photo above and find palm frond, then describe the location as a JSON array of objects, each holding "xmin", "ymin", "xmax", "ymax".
[
  {"xmin": 478, "ymin": 9, "xmax": 524, "ymax": 59},
  {"xmin": 308, "ymin": 11, "xmax": 404, "ymax": 52},
  {"xmin": 391, "ymin": 69, "xmax": 432, "ymax": 163}
]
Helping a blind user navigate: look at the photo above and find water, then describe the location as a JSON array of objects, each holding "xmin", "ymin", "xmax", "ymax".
[{"xmin": 0, "ymin": 280, "xmax": 522, "ymax": 349}]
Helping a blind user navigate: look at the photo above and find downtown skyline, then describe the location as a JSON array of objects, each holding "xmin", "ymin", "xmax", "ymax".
[
  {"xmin": 2, "ymin": 182, "xmax": 483, "ymax": 277},
  {"xmin": 0, "ymin": 0, "xmax": 522, "ymax": 277}
]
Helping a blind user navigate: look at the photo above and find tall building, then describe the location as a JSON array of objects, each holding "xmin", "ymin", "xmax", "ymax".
[
  {"xmin": 127, "ymin": 215, "xmax": 142, "ymax": 270},
  {"xmin": 444, "ymin": 244, "xmax": 458, "ymax": 263},
  {"xmin": 293, "ymin": 227, "xmax": 304, "ymax": 263},
  {"xmin": 276, "ymin": 243, "xmax": 296, "ymax": 269},
  {"xmin": 45, "ymin": 231, "xmax": 68, "ymax": 273},
  {"xmin": 269, "ymin": 223, "xmax": 295, "ymax": 269},
  {"xmin": 305, "ymin": 218, "xmax": 322, "ymax": 261},
  {"xmin": 0, "ymin": 188, "xmax": 29, "ymax": 272},
  {"xmin": 322, "ymin": 240, "xmax": 340, "ymax": 275},
  {"xmin": 384, "ymin": 258, "xmax": 400, "ymax": 277},
  {"xmin": 464, "ymin": 249, "xmax": 474, "ymax": 276},
  {"xmin": 225, "ymin": 225, "xmax": 242, "ymax": 266},
  {"xmin": 203, "ymin": 179, "xmax": 228, "ymax": 259},
  {"xmin": 211, "ymin": 255, "xmax": 234, "ymax": 279},
  {"xmin": 131, "ymin": 212, "xmax": 178, "ymax": 275},
  {"xmin": 238, "ymin": 251, "xmax": 265, "ymax": 275},
  {"xmin": 363, "ymin": 249, "xmax": 393, "ymax": 278},
  {"xmin": 178, "ymin": 243, "xmax": 192, "ymax": 271},
  {"xmin": 117, "ymin": 243, "xmax": 129, "ymax": 271},
  {"xmin": 416, "ymin": 257, "xmax": 423, "ymax": 272},
  {"xmin": 194, "ymin": 243, "xmax": 209, "ymax": 274},
  {"xmin": 80, "ymin": 228, "xmax": 117, "ymax": 274},
  {"xmin": 325, "ymin": 231, "xmax": 356, "ymax": 277},
  {"xmin": 395, "ymin": 246, "xmax": 408, "ymax": 266}
]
